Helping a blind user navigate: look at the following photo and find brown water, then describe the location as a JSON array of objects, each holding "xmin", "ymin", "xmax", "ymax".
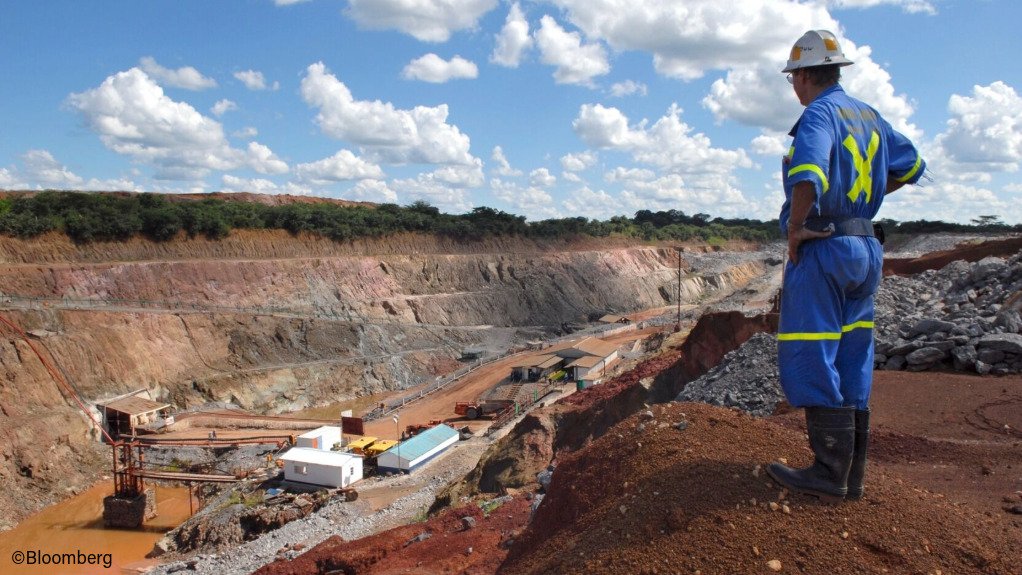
[
  {"xmin": 291, "ymin": 390, "xmax": 394, "ymax": 421},
  {"xmin": 0, "ymin": 483, "xmax": 193, "ymax": 575}
]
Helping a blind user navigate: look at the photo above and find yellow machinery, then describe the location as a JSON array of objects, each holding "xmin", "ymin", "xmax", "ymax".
[
  {"xmin": 347, "ymin": 436, "xmax": 378, "ymax": 455},
  {"xmin": 364, "ymin": 439, "xmax": 397, "ymax": 457}
]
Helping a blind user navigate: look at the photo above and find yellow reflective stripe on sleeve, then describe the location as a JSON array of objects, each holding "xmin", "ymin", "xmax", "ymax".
[
  {"xmin": 777, "ymin": 321, "xmax": 874, "ymax": 341},
  {"xmin": 787, "ymin": 164, "xmax": 830, "ymax": 193},
  {"xmin": 894, "ymin": 155, "xmax": 922, "ymax": 183}
]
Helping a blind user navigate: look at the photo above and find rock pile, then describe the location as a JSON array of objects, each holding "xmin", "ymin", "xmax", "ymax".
[
  {"xmin": 675, "ymin": 249, "xmax": 1022, "ymax": 417},
  {"xmin": 674, "ymin": 332, "xmax": 783, "ymax": 416},
  {"xmin": 875, "ymin": 252, "xmax": 1022, "ymax": 374}
]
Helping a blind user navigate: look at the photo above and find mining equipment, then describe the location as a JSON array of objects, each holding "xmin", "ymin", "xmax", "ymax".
[
  {"xmin": 404, "ymin": 419, "xmax": 442, "ymax": 438},
  {"xmin": 454, "ymin": 399, "xmax": 516, "ymax": 419}
]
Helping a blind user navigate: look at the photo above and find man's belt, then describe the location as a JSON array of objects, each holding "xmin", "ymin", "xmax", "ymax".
[{"xmin": 804, "ymin": 216, "xmax": 875, "ymax": 237}]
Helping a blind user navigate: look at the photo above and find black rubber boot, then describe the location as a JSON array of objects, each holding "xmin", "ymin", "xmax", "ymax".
[
  {"xmin": 767, "ymin": 407, "xmax": 855, "ymax": 504},
  {"xmin": 845, "ymin": 409, "xmax": 870, "ymax": 500}
]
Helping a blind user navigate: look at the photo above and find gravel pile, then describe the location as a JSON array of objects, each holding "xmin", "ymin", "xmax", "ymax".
[
  {"xmin": 875, "ymin": 252, "xmax": 1022, "ymax": 374},
  {"xmin": 674, "ymin": 332, "xmax": 784, "ymax": 416},
  {"xmin": 884, "ymin": 233, "xmax": 983, "ymax": 259}
]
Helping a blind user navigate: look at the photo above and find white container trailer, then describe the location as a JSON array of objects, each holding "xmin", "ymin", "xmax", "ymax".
[
  {"xmin": 296, "ymin": 425, "xmax": 342, "ymax": 450},
  {"xmin": 279, "ymin": 447, "xmax": 363, "ymax": 488}
]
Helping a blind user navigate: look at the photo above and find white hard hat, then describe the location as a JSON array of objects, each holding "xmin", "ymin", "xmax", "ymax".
[{"xmin": 782, "ymin": 30, "xmax": 853, "ymax": 73}]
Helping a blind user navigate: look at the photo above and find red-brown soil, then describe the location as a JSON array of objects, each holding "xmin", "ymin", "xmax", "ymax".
[
  {"xmin": 500, "ymin": 395, "xmax": 1020, "ymax": 575},
  {"xmin": 252, "ymin": 497, "xmax": 533, "ymax": 575},
  {"xmin": 256, "ymin": 371, "xmax": 1021, "ymax": 575}
]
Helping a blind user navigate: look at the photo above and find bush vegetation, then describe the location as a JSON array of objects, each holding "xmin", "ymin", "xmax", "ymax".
[{"xmin": 0, "ymin": 191, "xmax": 1016, "ymax": 245}]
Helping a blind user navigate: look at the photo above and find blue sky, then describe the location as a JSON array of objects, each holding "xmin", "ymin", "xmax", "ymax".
[{"xmin": 2, "ymin": 0, "xmax": 1021, "ymax": 224}]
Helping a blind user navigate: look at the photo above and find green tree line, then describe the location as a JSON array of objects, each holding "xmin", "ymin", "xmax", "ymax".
[{"xmin": 0, "ymin": 191, "xmax": 1016, "ymax": 245}]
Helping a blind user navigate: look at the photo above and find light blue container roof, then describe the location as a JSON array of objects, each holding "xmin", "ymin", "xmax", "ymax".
[{"xmin": 395, "ymin": 424, "xmax": 458, "ymax": 461}]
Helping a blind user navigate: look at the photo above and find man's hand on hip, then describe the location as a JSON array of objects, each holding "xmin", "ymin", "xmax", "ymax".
[{"xmin": 787, "ymin": 226, "xmax": 833, "ymax": 264}]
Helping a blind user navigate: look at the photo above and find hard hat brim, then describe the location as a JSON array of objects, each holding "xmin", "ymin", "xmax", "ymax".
[{"xmin": 781, "ymin": 57, "xmax": 854, "ymax": 74}]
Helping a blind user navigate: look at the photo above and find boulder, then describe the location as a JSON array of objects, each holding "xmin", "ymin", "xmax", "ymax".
[
  {"xmin": 951, "ymin": 345, "xmax": 977, "ymax": 370},
  {"xmin": 977, "ymin": 333, "xmax": 1022, "ymax": 355},
  {"xmin": 906, "ymin": 319, "xmax": 957, "ymax": 338},
  {"xmin": 994, "ymin": 309, "xmax": 1021, "ymax": 334},
  {"xmin": 906, "ymin": 347, "xmax": 948, "ymax": 366}
]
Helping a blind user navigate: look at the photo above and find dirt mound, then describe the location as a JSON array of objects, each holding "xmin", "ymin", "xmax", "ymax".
[
  {"xmin": 252, "ymin": 496, "xmax": 532, "ymax": 575},
  {"xmin": 499, "ymin": 402, "xmax": 1020, "ymax": 575},
  {"xmin": 884, "ymin": 236, "xmax": 1022, "ymax": 276}
]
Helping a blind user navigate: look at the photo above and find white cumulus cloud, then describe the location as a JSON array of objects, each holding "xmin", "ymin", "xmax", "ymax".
[
  {"xmin": 490, "ymin": 178, "xmax": 559, "ymax": 219},
  {"xmin": 245, "ymin": 142, "xmax": 289, "ymax": 174},
  {"xmin": 402, "ymin": 54, "xmax": 478, "ymax": 83},
  {"xmin": 0, "ymin": 167, "xmax": 22, "ymax": 189},
  {"xmin": 20, "ymin": 149, "xmax": 84, "ymax": 188},
  {"xmin": 347, "ymin": 179, "xmax": 398, "ymax": 203},
  {"xmin": 429, "ymin": 161, "xmax": 485, "ymax": 188},
  {"xmin": 212, "ymin": 99, "xmax": 237, "ymax": 117},
  {"xmin": 609, "ymin": 80, "xmax": 647, "ymax": 98},
  {"xmin": 935, "ymin": 82, "xmax": 1022, "ymax": 173},
  {"xmin": 233, "ymin": 126, "xmax": 259, "ymax": 139},
  {"xmin": 529, "ymin": 167, "xmax": 556, "ymax": 187},
  {"xmin": 491, "ymin": 146, "xmax": 522, "ymax": 177},
  {"xmin": 491, "ymin": 2, "xmax": 532, "ymax": 67},
  {"xmin": 750, "ymin": 133, "xmax": 789, "ymax": 156},
  {"xmin": 11, "ymin": 149, "xmax": 136, "ymax": 191},
  {"xmin": 68, "ymin": 67, "xmax": 285, "ymax": 180},
  {"xmin": 604, "ymin": 166, "xmax": 654, "ymax": 183},
  {"xmin": 560, "ymin": 150, "xmax": 598, "ymax": 172},
  {"xmin": 295, "ymin": 149, "xmax": 386, "ymax": 184},
  {"xmin": 561, "ymin": 185, "xmax": 622, "ymax": 219},
  {"xmin": 234, "ymin": 69, "xmax": 278, "ymax": 91},
  {"xmin": 391, "ymin": 174, "xmax": 474, "ymax": 213},
  {"xmin": 573, "ymin": 103, "xmax": 752, "ymax": 176},
  {"xmin": 300, "ymin": 62, "xmax": 479, "ymax": 166},
  {"xmin": 546, "ymin": 0, "xmax": 818, "ymax": 81},
  {"xmin": 881, "ymin": 181, "xmax": 1019, "ymax": 224},
  {"xmin": 139, "ymin": 56, "xmax": 217, "ymax": 90},
  {"xmin": 221, "ymin": 174, "xmax": 311, "ymax": 196},
  {"xmin": 822, "ymin": 0, "xmax": 936, "ymax": 15},
  {"xmin": 535, "ymin": 15, "xmax": 609, "ymax": 87},
  {"xmin": 616, "ymin": 173, "xmax": 763, "ymax": 219},
  {"xmin": 345, "ymin": 0, "xmax": 499, "ymax": 42}
]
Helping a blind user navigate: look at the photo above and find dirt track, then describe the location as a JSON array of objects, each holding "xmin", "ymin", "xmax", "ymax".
[{"xmin": 361, "ymin": 327, "xmax": 658, "ymax": 440}]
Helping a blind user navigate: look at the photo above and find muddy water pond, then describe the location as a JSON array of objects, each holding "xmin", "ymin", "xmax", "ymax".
[{"xmin": 0, "ymin": 483, "xmax": 192, "ymax": 574}]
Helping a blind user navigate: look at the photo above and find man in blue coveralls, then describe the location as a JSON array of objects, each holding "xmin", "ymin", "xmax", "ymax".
[{"xmin": 766, "ymin": 30, "xmax": 926, "ymax": 503}]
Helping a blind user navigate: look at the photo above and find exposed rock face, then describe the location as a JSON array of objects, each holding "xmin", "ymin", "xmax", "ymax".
[{"xmin": 0, "ymin": 232, "xmax": 764, "ymax": 527}]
